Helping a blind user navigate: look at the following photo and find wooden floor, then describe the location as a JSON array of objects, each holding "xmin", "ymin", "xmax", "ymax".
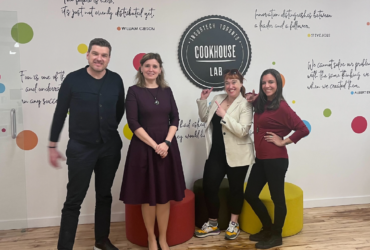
[{"xmin": 1, "ymin": 204, "xmax": 370, "ymax": 250}]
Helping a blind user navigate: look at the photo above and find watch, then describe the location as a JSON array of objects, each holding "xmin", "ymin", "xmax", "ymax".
[{"xmin": 164, "ymin": 140, "xmax": 171, "ymax": 147}]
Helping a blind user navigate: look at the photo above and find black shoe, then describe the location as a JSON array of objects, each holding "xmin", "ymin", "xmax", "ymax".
[
  {"xmin": 249, "ymin": 229, "xmax": 272, "ymax": 241},
  {"xmin": 255, "ymin": 234, "xmax": 282, "ymax": 249},
  {"xmin": 94, "ymin": 238, "xmax": 119, "ymax": 250}
]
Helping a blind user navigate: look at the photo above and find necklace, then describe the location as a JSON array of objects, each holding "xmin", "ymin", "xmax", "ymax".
[{"xmin": 146, "ymin": 87, "xmax": 160, "ymax": 105}]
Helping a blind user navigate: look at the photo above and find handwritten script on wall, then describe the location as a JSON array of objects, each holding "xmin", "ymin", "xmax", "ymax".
[
  {"xmin": 306, "ymin": 59, "xmax": 370, "ymax": 91},
  {"xmin": 254, "ymin": 9, "xmax": 332, "ymax": 31},
  {"xmin": 20, "ymin": 70, "xmax": 65, "ymax": 108},
  {"xmin": 176, "ymin": 118, "xmax": 206, "ymax": 143},
  {"xmin": 61, "ymin": 0, "xmax": 155, "ymax": 20}
]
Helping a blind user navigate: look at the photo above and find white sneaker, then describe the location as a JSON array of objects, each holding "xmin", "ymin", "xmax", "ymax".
[
  {"xmin": 225, "ymin": 221, "xmax": 240, "ymax": 240},
  {"xmin": 194, "ymin": 221, "xmax": 221, "ymax": 238}
]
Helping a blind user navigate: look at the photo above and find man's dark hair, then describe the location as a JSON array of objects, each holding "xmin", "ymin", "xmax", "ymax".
[{"xmin": 88, "ymin": 38, "xmax": 112, "ymax": 56}]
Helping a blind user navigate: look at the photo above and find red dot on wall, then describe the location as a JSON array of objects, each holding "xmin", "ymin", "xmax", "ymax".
[
  {"xmin": 133, "ymin": 53, "xmax": 146, "ymax": 71},
  {"xmin": 367, "ymin": 22, "xmax": 370, "ymax": 26},
  {"xmin": 351, "ymin": 116, "xmax": 367, "ymax": 133},
  {"xmin": 117, "ymin": 27, "xmax": 121, "ymax": 31},
  {"xmin": 1, "ymin": 128, "xmax": 5, "ymax": 132}
]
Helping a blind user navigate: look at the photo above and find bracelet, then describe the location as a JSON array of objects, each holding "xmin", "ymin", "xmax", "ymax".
[
  {"xmin": 164, "ymin": 140, "xmax": 171, "ymax": 147},
  {"xmin": 48, "ymin": 146, "xmax": 56, "ymax": 148}
]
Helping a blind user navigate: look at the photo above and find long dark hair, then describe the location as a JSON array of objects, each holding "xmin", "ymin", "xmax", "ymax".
[
  {"xmin": 223, "ymin": 69, "xmax": 246, "ymax": 96},
  {"xmin": 255, "ymin": 69, "xmax": 285, "ymax": 114}
]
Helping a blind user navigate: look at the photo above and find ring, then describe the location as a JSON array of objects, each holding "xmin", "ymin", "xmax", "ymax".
[{"xmin": 270, "ymin": 135, "xmax": 273, "ymax": 138}]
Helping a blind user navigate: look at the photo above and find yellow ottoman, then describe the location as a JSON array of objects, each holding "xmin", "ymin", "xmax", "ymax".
[{"xmin": 239, "ymin": 182, "xmax": 303, "ymax": 237}]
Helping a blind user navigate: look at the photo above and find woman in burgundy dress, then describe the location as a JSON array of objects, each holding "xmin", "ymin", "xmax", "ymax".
[
  {"xmin": 120, "ymin": 53, "xmax": 185, "ymax": 250},
  {"xmin": 244, "ymin": 69, "xmax": 309, "ymax": 249}
]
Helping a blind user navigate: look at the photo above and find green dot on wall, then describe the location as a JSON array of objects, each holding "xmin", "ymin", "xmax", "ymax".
[
  {"xmin": 272, "ymin": 62, "xmax": 276, "ymax": 65},
  {"xmin": 11, "ymin": 23, "xmax": 34, "ymax": 44},
  {"xmin": 323, "ymin": 108, "xmax": 332, "ymax": 117}
]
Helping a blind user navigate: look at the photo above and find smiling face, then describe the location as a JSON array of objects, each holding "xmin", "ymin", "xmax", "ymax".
[
  {"xmin": 141, "ymin": 58, "xmax": 162, "ymax": 82},
  {"xmin": 224, "ymin": 77, "xmax": 242, "ymax": 98},
  {"xmin": 86, "ymin": 45, "xmax": 110, "ymax": 73},
  {"xmin": 261, "ymin": 73, "xmax": 277, "ymax": 101}
]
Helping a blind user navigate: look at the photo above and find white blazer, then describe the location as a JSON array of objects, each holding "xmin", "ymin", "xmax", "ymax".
[{"xmin": 197, "ymin": 93, "xmax": 255, "ymax": 167}]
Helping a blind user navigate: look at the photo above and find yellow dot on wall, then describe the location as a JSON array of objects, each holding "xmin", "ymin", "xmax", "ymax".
[
  {"xmin": 77, "ymin": 44, "xmax": 88, "ymax": 54},
  {"xmin": 123, "ymin": 123, "xmax": 133, "ymax": 140},
  {"xmin": 292, "ymin": 100, "xmax": 296, "ymax": 104},
  {"xmin": 307, "ymin": 34, "xmax": 311, "ymax": 37}
]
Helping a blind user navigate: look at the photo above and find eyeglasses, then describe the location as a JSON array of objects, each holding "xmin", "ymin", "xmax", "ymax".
[{"xmin": 223, "ymin": 69, "xmax": 239, "ymax": 75}]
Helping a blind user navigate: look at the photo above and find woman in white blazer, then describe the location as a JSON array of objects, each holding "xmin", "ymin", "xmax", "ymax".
[{"xmin": 194, "ymin": 69, "xmax": 255, "ymax": 240}]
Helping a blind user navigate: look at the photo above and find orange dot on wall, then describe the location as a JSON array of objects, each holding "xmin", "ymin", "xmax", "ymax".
[
  {"xmin": 367, "ymin": 22, "xmax": 370, "ymax": 26},
  {"xmin": 117, "ymin": 27, "xmax": 121, "ymax": 31},
  {"xmin": 281, "ymin": 74, "xmax": 286, "ymax": 87},
  {"xmin": 16, "ymin": 130, "xmax": 38, "ymax": 150}
]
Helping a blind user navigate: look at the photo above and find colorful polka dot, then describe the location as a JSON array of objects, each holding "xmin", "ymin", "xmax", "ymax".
[
  {"xmin": 1, "ymin": 128, "xmax": 6, "ymax": 133},
  {"xmin": 303, "ymin": 120, "xmax": 311, "ymax": 134},
  {"xmin": 77, "ymin": 44, "xmax": 88, "ymax": 54},
  {"xmin": 281, "ymin": 74, "xmax": 285, "ymax": 87},
  {"xmin": 307, "ymin": 34, "xmax": 311, "ymax": 37},
  {"xmin": 117, "ymin": 27, "xmax": 121, "ymax": 31},
  {"xmin": 16, "ymin": 130, "xmax": 38, "ymax": 150},
  {"xmin": 351, "ymin": 91, "xmax": 354, "ymax": 95},
  {"xmin": 133, "ymin": 53, "xmax": 146, "ymax": 71},
  {"xmin": 351, "ymin": 116, "xmax": 367, "ymax": 134},
  {"xmin": 272, "ymin": 62, "xmax": 276, "ymax": 65},
  {"xmin": 292, "ymin": 100, "xmax": 296, "ymax": 104},
  {"xmin": 367, "ymin": 22, "xmax": 370, "ymax": 26},
  {"xmin": 11, "ymin": 23, "xmax": 34, "ymax": 44},
  {"xmin": 0, "ymin": 83, "xmax": 5, "ymax": 93},
  {"xmin": 123, "ymin": 123, "xmax": 133, "ymax": 140},
  {"xmin": 323, "ymin": 108, "xmax": 331, "ymax": 117}
]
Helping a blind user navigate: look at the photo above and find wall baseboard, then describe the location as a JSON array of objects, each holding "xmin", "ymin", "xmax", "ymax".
[
  {"xmin": 2, "ymin": 196, "xmax": 370, "ymax": 230},
  {"xmin": 0, "ymin": 219, "xmax": 28, "ymax": 231},
  {"xmin": 304, "ymin": 195, "xmax": 370, "ymax": 208},
  {"xmin": 0, "ymin": 212, "xmax": 125, "ymax": 230}
]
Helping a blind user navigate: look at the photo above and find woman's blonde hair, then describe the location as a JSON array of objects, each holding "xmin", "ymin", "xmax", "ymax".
[{"xmin": 135, "ymin": 53, "xmax": 168, "ymax": 88}]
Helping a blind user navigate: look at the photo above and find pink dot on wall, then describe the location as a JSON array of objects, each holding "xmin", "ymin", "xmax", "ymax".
[
  {"xmin": 133, "ymin": 53, "xmax": 146, "ymax": 71},
  {"xmin": 351, "ymin": 116, "xmax": 367, "ymax": 133},
  {"xmin": 1, "ymin": 128, "xmax": 5, "ymax": 132}
]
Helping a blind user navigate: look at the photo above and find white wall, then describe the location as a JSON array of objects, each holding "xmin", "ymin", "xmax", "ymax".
[{"xmin": 0, "ymin": 0, "xmax": 369, "ymax": 229}]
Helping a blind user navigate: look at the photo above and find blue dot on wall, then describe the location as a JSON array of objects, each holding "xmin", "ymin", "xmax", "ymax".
[
  {"xmin": 0, "ymin": 83, "xmax": 5, "ymax": 93},
  {"xmin": 351, "ymin": 91, "xmax": 354, "ymax": 95},
  {"xmin": 302, "ymin": 120, "xmax": 311, "ymax": 134}
]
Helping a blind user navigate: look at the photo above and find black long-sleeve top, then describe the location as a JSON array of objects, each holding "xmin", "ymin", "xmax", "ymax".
[{"xmin": 49, "ymin": 66, "xmax": 125, "ymax": 144}]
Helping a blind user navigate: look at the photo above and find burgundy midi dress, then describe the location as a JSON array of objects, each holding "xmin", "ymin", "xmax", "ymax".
[{"xmin": 120, "ymin": 85, "xmax": 186, "ymax": 206}]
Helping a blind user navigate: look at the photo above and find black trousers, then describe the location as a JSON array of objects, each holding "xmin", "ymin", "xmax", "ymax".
[
  {"xmin": 244, "ymin": 158, "xmax": 288, "ymax": 236},
  {"xmin": 57, "ymin": 134, "xmax": 122, "ymax": 250},
  {"xmin": 203, "ymin": 149, "xmax": 249, "ymax": 219}
]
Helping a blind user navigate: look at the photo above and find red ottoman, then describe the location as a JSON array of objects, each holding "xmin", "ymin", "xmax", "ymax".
[{"xmin": 125, "ymin": 189, "xmax": 195, "ymax": 247}]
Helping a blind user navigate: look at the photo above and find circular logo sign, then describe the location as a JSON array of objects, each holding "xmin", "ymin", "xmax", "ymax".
[{"xmin": 178, "ymin": 15, "xmax": 252, "ymax": 90}]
